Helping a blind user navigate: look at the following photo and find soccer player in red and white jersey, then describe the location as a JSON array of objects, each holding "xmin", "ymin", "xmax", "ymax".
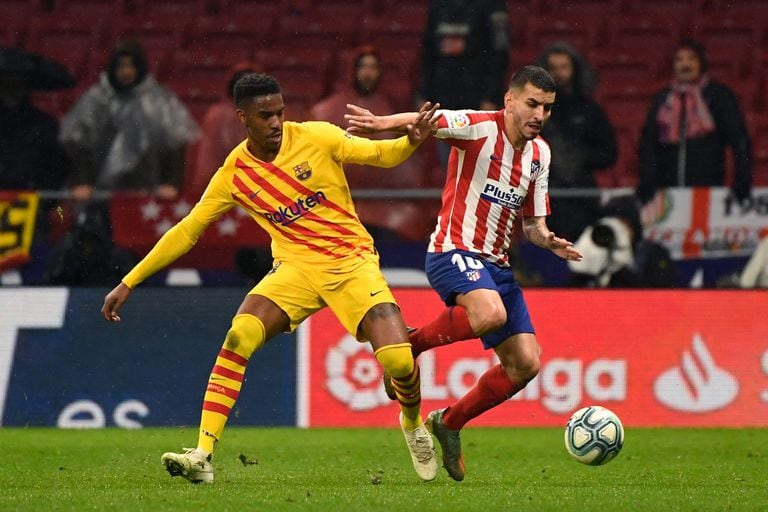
[
  {"xmin": 101, "ymin": 74, "xmax": 442, "ymax": 484},
  {"xmin": 347, "ymin": 66, "xmax": 583, "ymax": 481}
]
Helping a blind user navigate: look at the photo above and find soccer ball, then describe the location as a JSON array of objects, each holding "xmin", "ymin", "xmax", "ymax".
[{"xmin": 564, "ymin": 405, "xmax": 624, "ymax": 466}]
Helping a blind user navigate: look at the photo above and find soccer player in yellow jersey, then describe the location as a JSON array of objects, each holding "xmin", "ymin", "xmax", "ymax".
[{"xmin": 101, "ymin": 73, "xmax": 440, "ymax": 483}]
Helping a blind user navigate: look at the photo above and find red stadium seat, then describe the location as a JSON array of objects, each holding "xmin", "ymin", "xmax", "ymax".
[
  {"xmin": 133, "ymin": 0, "xmax": 211, "ymax": 17},
  {"xmin": 694, "ymin": 13, "xmax": 763, "ymax": 65},
  {"xmin": 624, "ymin": 0, "xmax": 706, "ymax": 18},
  {"xmin": 524, "ymin": 15, "xmax": 603, "ymax": 54},
  {"xmin": 0, "ymin": 10, "xmax": 26, "ymax": 47},
  {"xmin": 171, "ymin": 48, "xmax": 254, "ymax": 93},
  {"xmin": 607, "ymin": 14, "xmax": 686, "ymax": 53},
  {"xmin": 111, "ymin": 16, "xmax": 187, "ymax": 53},
  {"xmin": 27, "ymin": 14, "xmax": 106, "ymax": 55},
  {"xmin": 590, "ymin": 47, "xmax": 660, "ymax": 87},
  {"xmin": 51, "ymin": 0, "xmax": 128, "ymax": 17},
  {"xmin": 187, "ymin": 16, "xmax": 273, "ymax": 54},
  {"xmin": 223, "ymin": 0, "xmax": 289, "ymax": 17},
  {"xmin": 544, "ymin": 0, "xmax": 622, "ymax": 17},
  {"xmin": 165, "ymin": 79, "xmax": 219, "ymax": 123},
  {"xmin": 277, "ymin": 12, "xmax": 360, "ymax": 48},
  {"xmin": 255, "ymin": 46, "xmax": 334, "ymax": 97}
]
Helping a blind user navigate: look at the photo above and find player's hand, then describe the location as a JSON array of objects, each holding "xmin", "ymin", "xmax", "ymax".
[
  {"xmin": 406, "ymin": 101, "xmax": 441, "ymax": 145},
  {"xmin": 71, "ymin": 184, "xmax": 94, "ymax": 202},
  {"xmin": 345, "ymin": 104, "xmax": 380, "ymax": 134},
  {"xmin": 101, "ymin": 282, "xmax": 132, "ymax": 322},
  {"xmin": 546, "ymin": 232, "xmax": 583, "ymax": 261}
]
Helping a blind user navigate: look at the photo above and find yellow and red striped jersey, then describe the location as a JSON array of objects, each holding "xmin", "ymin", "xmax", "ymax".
[{"xmin": 122, "ymin": 121, "xmax": 418, "ymax": 287}]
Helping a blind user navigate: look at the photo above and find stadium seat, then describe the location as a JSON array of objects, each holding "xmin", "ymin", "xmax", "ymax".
[
  {"xmin": 0, "ymin": 10, "xmax": 26, "ymax": 47},
  {"xmin": 624, "ymin": 0, "xmax": 706, "ymax": 18},
  {"xmin": 524, "ymin": 15, "xmax": 603, "ymax": 54},
  {"xmin": 25, "ymin": 15, "xmax": 106, "ymax": 85},
  {"xmin": 590, "ymin": 47, "xmax": 660, "ymax": 87},
  {"xmin": 111, "ymin": 16, "xmax": 187, "ymax": 54},
  {"xmin": 51, "ymin": 0, "xmax": 129, "ymax": 17},
  {"xmin": 607, "ymin": 14, "xmax": 686, "ymax": 53},
  {"xmin": 187, "ymin": 16, "xmax": 273, "ymax": 54},
  {"xmin": 133, "ymin": 0, "xmax": 211, "ymax": 18},
  {"xmin": 694, "ymin": 13, "xmax": 763, "ymax": 66},
  {"xmin": 170, "ymin": 48, "xmax": 253, "ymax": 93},
  {"xmin": 165, "ymin": 80, "xmax": 220, "ymax": 123},
  {"xmin": 277, "ymin": 11, "xmax": 360, "ymax": 48},
  {"xmin": 223, "ymin": 0, "xmax": 289, "ymax": 17},
  {"xmin": 544, "ymin": 0, "xmax": 623, "ymax": 17},
  {"xmin": 255, "ymin": 46, "xmax": 334, "ymax": 99}
]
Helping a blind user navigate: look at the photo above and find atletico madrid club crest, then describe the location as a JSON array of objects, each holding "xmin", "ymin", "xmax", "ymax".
[
  {"xmin": 531, "ymin": 159, "xmax": 541, "ymax": 174},
  {"xmin": 293, "ymin": 161, "xmax": 312, "ymax": 180}
]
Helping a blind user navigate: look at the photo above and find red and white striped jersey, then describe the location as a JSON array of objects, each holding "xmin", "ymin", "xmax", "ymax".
[{"xmin": 429, "ymin": 109, "xmax": 551, "ymax": 266}]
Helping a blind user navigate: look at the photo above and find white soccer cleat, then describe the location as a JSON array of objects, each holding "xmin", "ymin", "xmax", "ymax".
[
  {"xmin": 161, "ymin": 448, "xmax": 214, "ymax": 484},
  {"xmin": 399, "ymin": 412, "xmax": 438, "ymax": 481}
]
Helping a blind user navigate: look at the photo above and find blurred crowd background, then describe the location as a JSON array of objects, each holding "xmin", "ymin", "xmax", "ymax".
[{"xmin": 1, "ymin": 0, "xmax": 767, "ymax": 289}]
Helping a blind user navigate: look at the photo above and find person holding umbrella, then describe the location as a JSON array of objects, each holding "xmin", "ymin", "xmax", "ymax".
[{"xmin": 0, "ymin": 46, "xmax": 74, "ymax": 191}]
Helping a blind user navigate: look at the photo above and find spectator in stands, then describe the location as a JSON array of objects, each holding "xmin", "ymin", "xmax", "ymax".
[
  {"xmin": 310, "ymin": 46, "xmax": 391, "ymax": 129},
  {"xmin": 419, "ymin": 0, "xmax": 510, "ymax": 166},
  {"xmin": 536, "ymin": 42, "xmax": 618, "ymax": 241},
  {"xmin": 0, "ymin": 47, "xmax": 72, "ymax": 191},
  {"xmin": 188, "ymin": 63, "xmax": 257, "ymax": 198},
  {"xmin": 311, "ymin": 46, "xmax": 434, "ymax": 244},
  {"xmin": 60, "ymin": 39, "xmax": 199, "ymax": 202},
  {"xmin": 568, "ymin": 195, "xmax": 676, "ymax": 288},
  {"xmin": 636, "ymin": 39, "xmax": 752, "ymax": 205}
]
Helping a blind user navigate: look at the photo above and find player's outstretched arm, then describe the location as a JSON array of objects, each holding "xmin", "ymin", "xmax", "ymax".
[
  {"xmin": 346, "ymin": 101, "xmax": 440, "ymax": 135},
  {"xmin": 523, "ymin": 216, "xmax": 583, "ymax": 262},
  {"xmin": 102, "ymin": 282, "xmax": 132, "ymax": 322}
]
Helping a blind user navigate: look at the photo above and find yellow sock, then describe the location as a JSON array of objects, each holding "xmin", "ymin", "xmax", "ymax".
[
  {"xmin": 197, "ymin": 314, "xmax": 265, "ymax": 454},
  {"xmin": 374, "ymin": 343, "xmax": 422, "ymax": 430}
]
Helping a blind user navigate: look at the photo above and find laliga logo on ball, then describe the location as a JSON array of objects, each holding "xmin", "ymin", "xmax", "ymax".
[{"xmin": 325, "ymin": 334, "xmax": 391, "ymax": 410}]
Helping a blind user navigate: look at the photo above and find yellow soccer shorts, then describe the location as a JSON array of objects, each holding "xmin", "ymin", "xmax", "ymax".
[{"xmin": 247, "ymin": 254, "xmax": 398, "ymax": 339}]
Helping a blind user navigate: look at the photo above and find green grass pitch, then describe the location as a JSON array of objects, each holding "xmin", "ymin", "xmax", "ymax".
[{"xmin": 2, "ymin": 427, "xmax": 766, "ymax": 511}]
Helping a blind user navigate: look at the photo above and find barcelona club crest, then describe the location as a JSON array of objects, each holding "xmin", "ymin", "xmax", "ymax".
[{"xmin": 293, "ymin": 161, "xmax": 312, "ymax": 181}]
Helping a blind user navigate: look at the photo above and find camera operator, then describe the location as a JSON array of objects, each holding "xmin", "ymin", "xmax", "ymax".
[{"xmin": 568, "ymin": 196, "xmax": 676, "ymax": 288}]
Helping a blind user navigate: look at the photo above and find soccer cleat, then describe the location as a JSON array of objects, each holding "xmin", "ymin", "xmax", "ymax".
[
  {"xmin": 400, "ymin": 412, "xmax": 438, "ymax": 481},
  {"xmin": 161, "ymin": 448, "xmax": 214, "ymax": 484},
  {"xmin": 427, "ymin": 409, "xmax": 465, "ymax": 481}
]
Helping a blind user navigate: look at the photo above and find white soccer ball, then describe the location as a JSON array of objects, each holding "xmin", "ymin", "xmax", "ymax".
[{"xmin": 564, "ymin": 405, "xmax": 624, "ymax": 466}]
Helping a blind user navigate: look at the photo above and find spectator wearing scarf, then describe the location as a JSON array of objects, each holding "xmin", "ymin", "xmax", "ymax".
[{"xmin": 636, "ymin": 39, "xmax": 752, "ymax": 204}]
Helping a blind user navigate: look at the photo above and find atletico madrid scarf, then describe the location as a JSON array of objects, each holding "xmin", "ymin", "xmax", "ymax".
[{"xmin": 656, "ymin": 75, "xmax": 715, "ymax": 144}]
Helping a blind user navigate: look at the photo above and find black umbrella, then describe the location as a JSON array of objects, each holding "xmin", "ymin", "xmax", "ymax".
[{"xmin": 0, "ymin": 46, "xmax": 75, "ymax": 91}]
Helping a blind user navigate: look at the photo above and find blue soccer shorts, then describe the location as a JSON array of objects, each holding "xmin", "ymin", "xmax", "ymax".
[{"xmin": 425, "ymin": 249, "xmax": 534, "ymax": 349}]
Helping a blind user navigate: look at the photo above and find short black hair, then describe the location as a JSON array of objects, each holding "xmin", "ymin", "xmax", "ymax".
[
  {"xmin": 675, "ymin": 38, "xmax": 708, "ymax": 72},
  {"xmin": 233, "ymin": 73, "xmax": 281, "ymax": 107},
  {"xmin": 508, "ymin": 65, "xmax": 556, "ymax": 93}
]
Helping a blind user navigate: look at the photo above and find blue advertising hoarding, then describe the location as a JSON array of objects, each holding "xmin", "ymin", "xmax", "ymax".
[{"xmin": 0, "ymin": 288, "xmax": 297, "ymax": 427}]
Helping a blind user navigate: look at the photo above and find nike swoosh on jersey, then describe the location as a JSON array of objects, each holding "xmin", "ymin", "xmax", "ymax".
[{"xmin": 370, "ymin": 290, "xmax": 385, "ymax": 296}]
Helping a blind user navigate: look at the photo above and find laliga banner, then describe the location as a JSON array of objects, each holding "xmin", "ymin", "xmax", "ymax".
[
  {"xmin": 300, "ymin": 289, "xmax": 768, "ymax": 427},
  {"xmin": 641, "ymin": 186, "xmax": 768, "ymax": 259},
  {"xmin": 0, "ymin": 191, "xmax": 39, "ymax": 271}
]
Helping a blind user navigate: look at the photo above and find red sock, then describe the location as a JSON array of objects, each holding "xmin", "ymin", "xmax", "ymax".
[
  {"xmin": 443, "ymin": 364, "xmax": 524, "ymax": 430},
  {"xmin": 409, "ymin": 306, "xmax": 475, "ymax": 357}
]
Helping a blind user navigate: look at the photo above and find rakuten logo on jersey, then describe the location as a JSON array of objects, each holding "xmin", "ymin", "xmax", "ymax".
[
  {"xmin": 265, "ymin": 190, "xmax": 326, "ymax": 226},
  {"xmin": 481, "ymin": 181, "xmax": 524, "ymax": 209},
  {"xmin": 653, "ymin": 333, "xmax": 738, "ymax": 412}
]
